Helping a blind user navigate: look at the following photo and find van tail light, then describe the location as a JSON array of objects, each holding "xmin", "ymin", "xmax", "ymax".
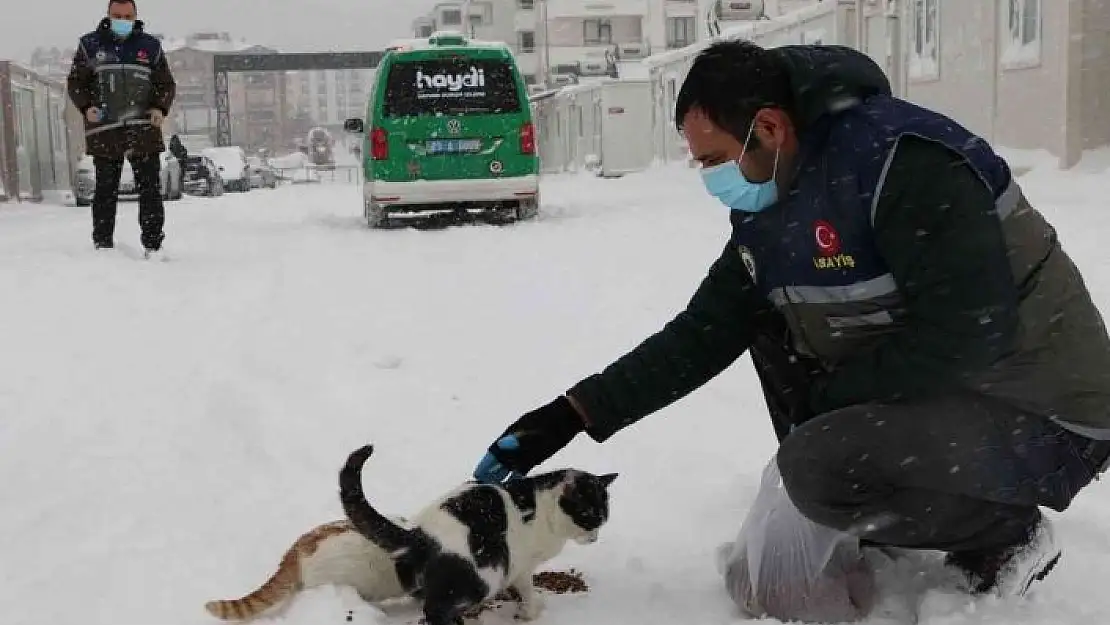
[
  {"xmin": 370, "ymin": 127, "xmax": 389, "ymax": 160},
  {"xmin": 520, "ymin": 122, "xmax": 535, "ymax": 155}
]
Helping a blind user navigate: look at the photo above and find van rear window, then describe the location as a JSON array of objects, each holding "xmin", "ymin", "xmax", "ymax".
[{"xmin": 383, "ymin": 58, "xmax": 521, "ymax": 117}]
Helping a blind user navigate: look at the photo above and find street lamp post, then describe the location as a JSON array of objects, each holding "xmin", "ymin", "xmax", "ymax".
[{"xmin": 540, "ymin": 0, "xmax": 552, "ymax": 88}]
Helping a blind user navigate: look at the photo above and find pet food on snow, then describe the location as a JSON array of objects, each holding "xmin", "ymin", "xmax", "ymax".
[{"xmin": 533, "ymin": 569, "xmax": 589, "ymax": 594}]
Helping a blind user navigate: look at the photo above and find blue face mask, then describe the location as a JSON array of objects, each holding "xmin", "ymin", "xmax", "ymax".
[
  {"xmin": 699, "ymin": 123, "xmax": 780, "ymax": 213},
  {"xmin": 110, "ymin": 18, "xmax": 134, "ymax": 38}
]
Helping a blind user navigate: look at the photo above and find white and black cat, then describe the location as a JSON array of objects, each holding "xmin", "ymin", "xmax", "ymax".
[{"xmin": 338, "ymin": 444, "xmax": 617, "ymax": 625}]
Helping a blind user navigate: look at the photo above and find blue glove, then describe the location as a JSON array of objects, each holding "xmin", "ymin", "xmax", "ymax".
[
  {"xmin": 473, "ymin": 435, "xmax": 526, "ymax": 483},
  {"xmin": 472, "ymin": 396, "xmax": 586, "ymax": 484}
]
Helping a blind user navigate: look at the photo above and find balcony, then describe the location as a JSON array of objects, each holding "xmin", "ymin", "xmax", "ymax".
[
  {"xmin": 714, "ymin": 0, "xmax": 767, "ymax": 21},
  {"xmin": 432, "ymin": 2, "xmax": 465, "ymax": 31},
  {"xmin": 543, "ymin": 14, "xmax": 647, "ymax": 68},
  {"xmin": 664, "ymin": 0, "xmax": 699, "ymax": 17},
  {"xmin": 542, "ymin": 0, "xmax": 650, "ymax": 19},
  {"xmin": 247, "ymin": 109, "xmax": 277, "ymax": 123},
  {"xmin": 176, "ymin": 88, "xmax": 210, "ymax": 107},
  {"xmin": 413, "ymin": 18, "xmax": 435, "ymax": 38}
]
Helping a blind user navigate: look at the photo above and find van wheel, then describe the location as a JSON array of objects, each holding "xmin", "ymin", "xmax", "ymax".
[
  {"xmin": 516, "ymin": 196, "xmax": 539, "ymax": 221},
  {"xmin": 365, "ymin": 201, "xmax": 389, "ymax": 228}
]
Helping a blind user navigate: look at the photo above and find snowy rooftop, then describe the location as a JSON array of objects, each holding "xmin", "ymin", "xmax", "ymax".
[
  {"xmin": 161, "ymin": 32, "xmax": 272, "ymax": 54},
  {"xmin": 385, "ymin": 32, "xmax": 512, "ymax": 53}
]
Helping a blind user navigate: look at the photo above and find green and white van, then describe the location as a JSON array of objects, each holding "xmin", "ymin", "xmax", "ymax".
[{"xmin": 344, "ymin": 32, "xmax": 540, "ymax": 228}]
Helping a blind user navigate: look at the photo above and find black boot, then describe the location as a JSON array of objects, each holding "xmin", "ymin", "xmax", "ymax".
[{"xmin": 945, "ymin": 513, "xmax": 1061, "ymax": 597}]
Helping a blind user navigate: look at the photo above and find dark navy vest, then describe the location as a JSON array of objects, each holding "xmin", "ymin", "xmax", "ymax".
[
  {"xmin": 729, "ymin": 95, "xmax": 1018, "ymax": 363},
  {"xmin": 79, "ymin": 28, "xmax": 163, "ymax": 129}
]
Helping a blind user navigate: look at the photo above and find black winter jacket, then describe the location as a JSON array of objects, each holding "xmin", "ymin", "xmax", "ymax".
[{"xmin": 565, "ymin": 46, "xmax": 1110, "ymax": 444}]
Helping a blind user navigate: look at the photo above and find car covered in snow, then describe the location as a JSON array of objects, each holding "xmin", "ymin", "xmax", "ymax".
[
  {"xmin": 74, "ymin": 152, "xmax": 183, "ymax": 206},
  {"xmin": 201, "ymin": 146, "xmax": 252, "ymax": 192},
  {"xmin": 246, "ymin": 156, "xmax": 279, "ymax": 189},
  {"xmin": 181, "ymin": 155, "xmax": 225, "ymax": 196}
]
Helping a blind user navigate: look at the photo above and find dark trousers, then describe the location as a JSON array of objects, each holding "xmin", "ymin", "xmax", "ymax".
[
  {"xmin": 92, "ymin": 153, "xmax": 165, "ymax": 250},
  {"xmin": 777, "ymin": 393, "xmax": 1110, "ymax": 556}
]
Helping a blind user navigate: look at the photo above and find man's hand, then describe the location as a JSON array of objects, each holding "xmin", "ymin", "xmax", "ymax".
[
  {"xmin": 472, "ymin": 396, "xmax": 586, "ymax": 483},
  {"xmin": 149, "ymin": 108, "xmax": 164, "ymax": 127},
  {"xmin": 85, "ymin": 107, "xmax": 102, "ymax": 123}
]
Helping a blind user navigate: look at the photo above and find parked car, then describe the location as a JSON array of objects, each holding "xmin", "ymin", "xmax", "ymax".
[
  {"xmin": 73, "ymin": 152, "xmax": 183, "ymax": 206},
  {"xmin": 181, "ymin": 155, "xmax": 225, "ymax": 197},
  {"xmin": 246, "ymin": 156, "xmax": 279, "ymax": 189},
  {"xmin": 201, "ymin": 146, "xmax": 252, "ymax": 192}
]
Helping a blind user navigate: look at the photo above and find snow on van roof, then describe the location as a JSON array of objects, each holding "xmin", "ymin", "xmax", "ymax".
[{"xmin": 384, "ymin": 32, "xmax": 512, "ymax": 53}]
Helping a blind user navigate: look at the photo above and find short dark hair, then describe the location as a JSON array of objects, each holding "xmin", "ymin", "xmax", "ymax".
[{"xmin": 674, "ymin": 40, "xmax": 794, "ymax": 146}]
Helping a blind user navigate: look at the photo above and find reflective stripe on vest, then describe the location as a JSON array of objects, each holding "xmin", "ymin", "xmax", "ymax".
[{"xmin": 92, "ymin": 63, "xmax": 152, "ymax": 75}]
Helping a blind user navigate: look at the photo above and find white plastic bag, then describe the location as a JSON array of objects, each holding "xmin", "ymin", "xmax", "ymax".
[{"xmin": 716, "ymin": 454, "xmax": 877, "ymax": 622}]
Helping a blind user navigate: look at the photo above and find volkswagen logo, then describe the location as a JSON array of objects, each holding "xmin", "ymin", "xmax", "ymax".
[
  {"xmin": 489, "ymin": 160, "xmax": 503, "ymax": 174},
  {"xmin": 446, "ymin": 119, "xmax": 461, "ymax": 134}
]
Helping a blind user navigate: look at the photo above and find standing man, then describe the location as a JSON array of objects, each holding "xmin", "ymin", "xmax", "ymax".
[
  {"xmin": 168, "ymin": 134, "xmax": 188, "ymax": 162},
  {"xmin": 67, "ymin": 0, "xmax": 175, "ymax": 256},
  {"xmin": 472, "ymin": 41, "xmax": 1110, "ymax": 602}
]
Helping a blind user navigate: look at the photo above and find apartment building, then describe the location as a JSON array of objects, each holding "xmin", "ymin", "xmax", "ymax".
[
  {"xmin": 412, "ymin": 0, "xmax": 822, "ymax": 87},
  {"xmin": 412, "ymin": 1, "xmax": 542, "ymax": 83},
  {"xmin": 900, "ymin": 0, "xmax": 1110, "ymax": 168},
  {"xmin": 643, "ymin": 0, "xmax": 1110, "ymax": 169},
  {"xmin": 162, "ymin": 32, "xmax": 287, "ymax": 151},
  {"xmin": 286, "ymin": 69, "xmax": 376, "ymax": 127}
]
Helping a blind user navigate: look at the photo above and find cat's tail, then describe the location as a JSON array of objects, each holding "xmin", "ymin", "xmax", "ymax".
[
  {"xmin": 340, "ymin": 444, "xmax": 416, "ymax": 553},
  {"xmin": 203, "ymin": 550, "xmax": 301, "ymax": 621}
]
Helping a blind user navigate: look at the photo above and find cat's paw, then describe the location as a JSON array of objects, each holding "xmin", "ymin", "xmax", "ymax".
[{"xmin": 515, "ymin": 595, "xmax": 546, "ymax": 621}]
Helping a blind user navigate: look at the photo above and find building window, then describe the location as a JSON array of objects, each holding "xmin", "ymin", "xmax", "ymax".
[
  {"xmin": 583, "ymin": 19, "xmax": 612, "ymax": 45},
  {"xmin": 518, "ymin": 30, "xmax": 536, "ymax": 53},
  {"xmin": 1002, "ymin": 0, "xmax": 1041, "ymax": 67},
  {"xmin": 417, "ymin": 25, "xmax": 434, "ymax": 37},
  {"xmin": 518, "ymin": 0, "xmax": 534, "ymax": 8},
  {"xmin": 441, "ymin": 9, "xmax": 462, "ymax": 25},
  {"xmin": 909, "ymin": 0, "xmax": 939, "ymax": 80},
  {"xmin": 469, "ymin": 2, "xmax": 492, "ymax": 25},
  {"xmin": 666, "ymin": 17, "xmax": 695, "ymax": 49}
]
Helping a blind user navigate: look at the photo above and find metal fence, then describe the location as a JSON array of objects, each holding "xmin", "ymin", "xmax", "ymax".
[{"xmin": 269, "ymin": 163, "xmax": 361, "ymax": 185}]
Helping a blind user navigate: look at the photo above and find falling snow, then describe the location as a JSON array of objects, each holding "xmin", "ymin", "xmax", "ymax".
[{"xmin": 0, "ymin": 159, "xmax": 1106, "ymax": 624}]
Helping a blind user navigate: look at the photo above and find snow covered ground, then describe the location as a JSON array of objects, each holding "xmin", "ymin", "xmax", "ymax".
[{"xmin": 1, "ymin": 161, "xmax": 1109, "ymax": 625}]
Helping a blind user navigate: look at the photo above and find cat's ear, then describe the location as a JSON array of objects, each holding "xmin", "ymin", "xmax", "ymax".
[{"xmin": 598, "ymin": 473, "xmax": 618, "ymax": 487}]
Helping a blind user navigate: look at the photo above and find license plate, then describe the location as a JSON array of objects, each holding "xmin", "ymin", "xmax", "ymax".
[{"xmin": 426, "ymin": 139, "xmax": 482, "ymax": 155}]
